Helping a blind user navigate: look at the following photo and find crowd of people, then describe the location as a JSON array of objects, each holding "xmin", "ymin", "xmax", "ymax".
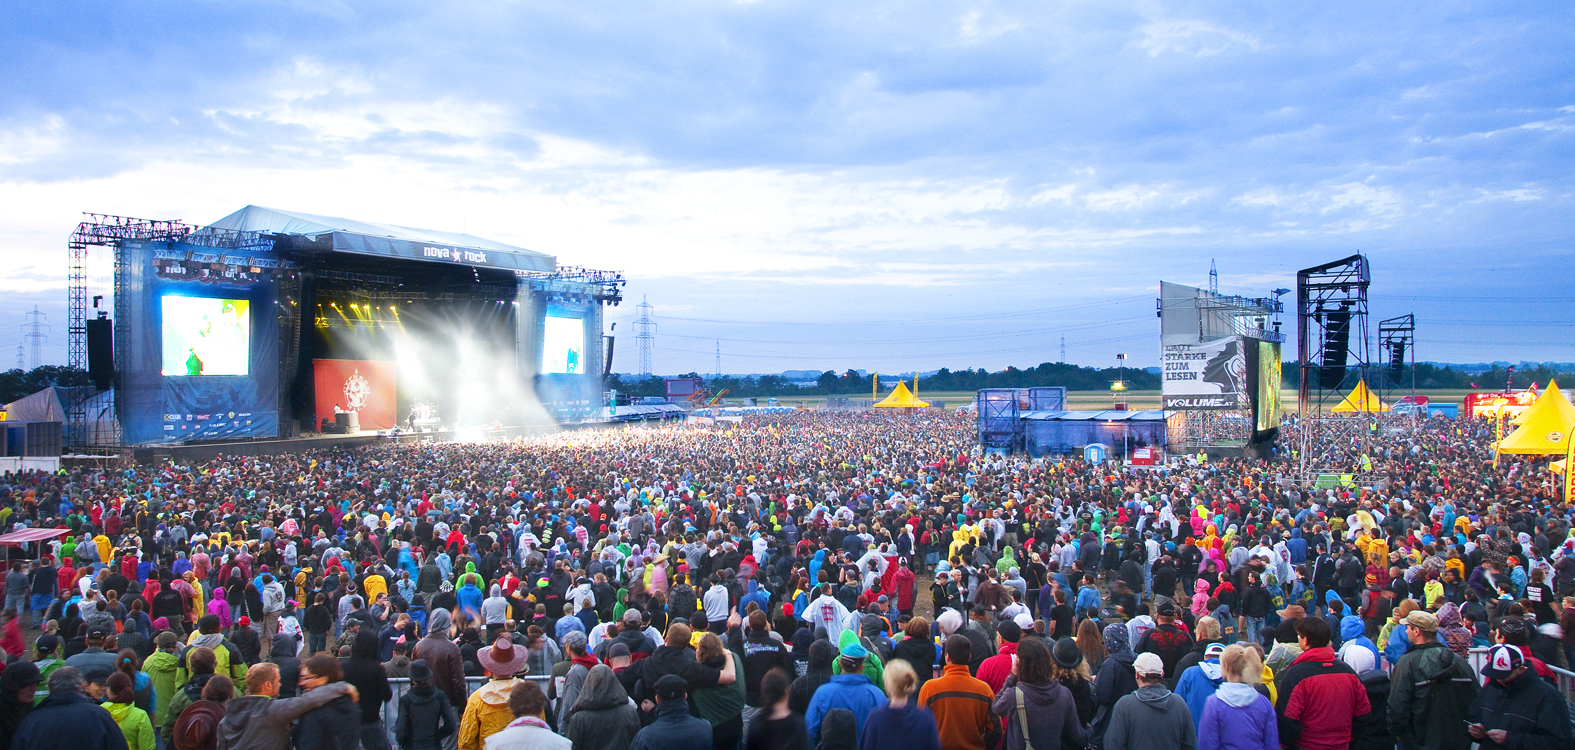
[{"xmin": 0, "ymin": 408, "xmax": 1567, "ymax": 750}]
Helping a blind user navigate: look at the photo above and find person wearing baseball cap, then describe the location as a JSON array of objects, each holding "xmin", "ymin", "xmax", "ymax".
[
  {"xmin": 1174, "ymin": 643, "xmax": 1226, "ymax": 734},
  {"xmin": 804, "ymin": 640, "xmax": 886, "ymax": 739},
  {"xmin": 1136, "ymin": 600, "xmax": 1194, "ymax": 680},
  {"xmin": 1464, "ymin": 642, "xmax": 1571, "ymax": 748},
  {"xmin": 1388, "ymin": 610, "xmax": 1478, "ymax": 750},
  {"xmin": 1104, "ymin": 651, "xmax": 1194, "ymax": 750}
]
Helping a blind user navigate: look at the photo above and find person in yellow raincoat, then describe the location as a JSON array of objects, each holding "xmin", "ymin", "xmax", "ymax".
[
  {"xmin": 94, "ymin": 534, "xmax": 113, "ymax": 566},
  {"xmin": 182, "ymin": 571, "xmax": 206, "ymax": 623},
  {"xmin": 1365, "ymin": 535, "xmax": 1389, "ymax": 570}
]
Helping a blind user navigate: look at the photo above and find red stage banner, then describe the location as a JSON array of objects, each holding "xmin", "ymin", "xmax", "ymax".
[{"xmin": 314, "ymin": 360, "xmax": 397, "ymax": 430}]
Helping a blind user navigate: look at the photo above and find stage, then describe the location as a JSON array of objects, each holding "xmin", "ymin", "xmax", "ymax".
[{"xmin": 65, "ymin": 207, "xmax": 626, "ymax": 451}]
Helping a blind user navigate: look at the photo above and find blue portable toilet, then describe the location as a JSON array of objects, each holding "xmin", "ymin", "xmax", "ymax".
[{"xmin": 1084, "ymin": 443, "xmax": 1109, "ymax": 464}]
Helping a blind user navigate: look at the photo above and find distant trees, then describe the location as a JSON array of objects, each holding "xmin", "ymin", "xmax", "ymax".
[
  {"xmin": 605, "ymin": 361, "xmax": 1160, "ymax": 398},
  {"xmin": 0, "ymin": 365, "xmax": 92, "ymax": 404}
]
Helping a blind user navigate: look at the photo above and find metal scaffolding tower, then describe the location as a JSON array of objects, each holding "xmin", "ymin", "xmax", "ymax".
[{"xmin": 1294, "ymin": 254, "xmax": 1376, "ymax": 486}]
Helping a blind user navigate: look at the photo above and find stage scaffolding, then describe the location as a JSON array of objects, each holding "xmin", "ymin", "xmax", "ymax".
[
  {"xmin": 67, "ymin": 214, "xmax": 278, "ymax": 449},
  {"xmin": 1294, "ymin": 254, "xmax": 1379, "ymax": 486},
  {"xmin": 1158, "ymin": 280, "xmax": 1283, "ymax": 453}
]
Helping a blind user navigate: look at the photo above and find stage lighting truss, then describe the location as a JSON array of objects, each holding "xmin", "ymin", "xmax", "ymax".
[
  {"xmin": 1377, "ymin": 313, "xmax": 1416, "ymax": 405},
  {"xmin": 520, "ymin": 265, "xmax": 626, "ymax": 306},
  {"xmin": 66, "ymin": 212, "xmax": 284, "ymax": 449},
  {"xmin": 1294, "ymin": 254, "xmax": 1376, "ymax": 487}
]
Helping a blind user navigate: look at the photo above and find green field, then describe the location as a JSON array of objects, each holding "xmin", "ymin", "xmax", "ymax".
[{"xmin": 728, "ymin": 388, "xmax": 1477, "ymax": 412}]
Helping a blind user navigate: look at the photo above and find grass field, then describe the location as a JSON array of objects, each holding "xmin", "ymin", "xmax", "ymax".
[{"xmin": 730, "ymin": 388, "xmax": 1478, "ymax": 412}]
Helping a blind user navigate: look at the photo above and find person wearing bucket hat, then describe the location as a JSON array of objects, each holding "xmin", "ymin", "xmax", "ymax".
[
  {"xmin": 457, "ymin": 637, "xmax": 527, "ymax": 750},
  {"xmin": 1051, "ymin": 637, "xmax": 1098, "ymax": 725},
  {"xmin": 1465, "ymin": 643, "xmax": 1570, "ymax": 749}
]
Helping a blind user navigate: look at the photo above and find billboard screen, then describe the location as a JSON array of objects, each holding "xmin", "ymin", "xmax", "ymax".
[
  {"xmin": 1256, "ymin": 341, "xmax": 1282, "ymax": 431},
  {"xmin": 161, "ymin": 296, "xmax": 250, "ymax": 376},
  {"xmin": 1162, "ymin": 336, "xmax": 1246, "ymax": 409},
  {"xmin": 542, "ymin": 315, "xmax": 585, "ymax": 374}
]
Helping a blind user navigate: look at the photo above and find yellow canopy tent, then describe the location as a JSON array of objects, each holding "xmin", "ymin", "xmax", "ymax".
[
  {"xmin": 1331, "ymin": 379, "xmax": 1387, "ymax": 413},
  {"xmin": 1497, "ymin": 380, "xmax": 1575, "ymax": 455},
  {"xmin": 873, "ymin": 380, "xmax": 929, "ymax": 409}
]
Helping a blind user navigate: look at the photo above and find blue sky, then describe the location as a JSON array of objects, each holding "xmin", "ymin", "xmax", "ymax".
[{"xmin": 2, "ymin": 1, "xmax": 1571, "ymax": 374}]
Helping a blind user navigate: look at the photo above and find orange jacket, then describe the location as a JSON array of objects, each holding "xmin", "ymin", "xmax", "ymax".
[{"xmin": 917, "ymin": 664, "xmax": 995, "ymax": 750}]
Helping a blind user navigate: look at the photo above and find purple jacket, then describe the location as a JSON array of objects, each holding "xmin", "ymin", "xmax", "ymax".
[{"xmin": 1197, "ymin": 684, "xmax": 1278, "ymax": 750}]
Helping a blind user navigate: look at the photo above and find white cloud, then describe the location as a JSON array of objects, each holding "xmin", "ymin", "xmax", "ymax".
[{"xmin": 1137, "ymin": 19, "xmax": 1260, "ymax": 57}]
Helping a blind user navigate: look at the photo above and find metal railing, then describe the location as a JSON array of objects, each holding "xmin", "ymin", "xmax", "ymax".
[
  {"xmin": 379, "ymin": 675, "xmax": 550, "ymax": 749},
  {"xmin": 1466, "ymin": 646, "xmax": 1575, "ymax": 706}
]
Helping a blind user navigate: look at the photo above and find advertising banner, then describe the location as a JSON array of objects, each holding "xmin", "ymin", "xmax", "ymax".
[
  {"xmin": 314, "ymin": 360, "xmax": 397, "ymax": 431},
  {"xmin": 1163, "ymin": 337, "xmax": 1246, "ymax": 409}
]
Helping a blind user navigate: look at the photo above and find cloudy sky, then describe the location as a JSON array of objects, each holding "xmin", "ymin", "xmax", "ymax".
[{"xmin": 3, "ymin": 1, "xmax": 1572, "ymax": 375}]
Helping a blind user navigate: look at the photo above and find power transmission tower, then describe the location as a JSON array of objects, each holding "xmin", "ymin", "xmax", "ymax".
[
  {"xmin": 14, "ymin": 342, "xmax": 24, "ymax": 371},
  {"xmin": 22, "ymin": 307, "xmax": 50, "ymax": 370},
  {"xmin": 1209, "ymin": 259, "xmax": 1219, "ymax": 294},
  {"xmin": 634, "ymin": 295, "xmax": 656, "ymax": 376},
  {"xmin": 714, "ymin": 340, "xmax": 721, "ymax": 380},
  {"xmin": 1060, "ymin": 335, "xmax": 1066, "ymax": 363}
]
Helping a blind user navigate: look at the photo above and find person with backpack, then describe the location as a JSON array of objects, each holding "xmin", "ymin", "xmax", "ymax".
[{"xmin": 1386, "ymin": 611, "xmax": 1478, "ymax": 750}]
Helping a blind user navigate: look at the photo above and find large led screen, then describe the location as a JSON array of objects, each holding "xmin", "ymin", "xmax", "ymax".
[
  {"xmin": 161, "ymin": 296, "xmax": 250, "ymax": 376},
  {"xmin": 542, "ymin": 315, "xmax": 585, "ymax": 374},
  {"xmin": 1256, "ymin": 340, "xmax": 1282, "ymax": 432}
]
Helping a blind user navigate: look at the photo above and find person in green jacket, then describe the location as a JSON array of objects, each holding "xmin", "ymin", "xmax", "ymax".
[
  {"xmin": 105, "ymin": 672, "xmax": 156, "ymax": 750},
  {"xmin": 142, "ymin": 632, "xmax": 181, "ymax": 731}
]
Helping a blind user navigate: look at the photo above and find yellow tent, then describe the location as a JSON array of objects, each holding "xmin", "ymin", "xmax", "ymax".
[
  {"xmin": 1331, "ymin": 379, "xmax": 1387, "ymax": 413},
  {"xmin": 1497, "ymin": 380, "xmax": 1575, "ymax": 455},
  {"xmin": 873, "ymin": 380, "xmax": 929, "ymax": 409}
]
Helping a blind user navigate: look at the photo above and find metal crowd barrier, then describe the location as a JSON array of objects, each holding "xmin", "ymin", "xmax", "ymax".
[
  {"xmin": 1466, "ymin": 646, "xmax": 1575, "ymax": 706},
  {"xmin": 381, "ymin": 675, "xmax": 551, "ymax": 749}
]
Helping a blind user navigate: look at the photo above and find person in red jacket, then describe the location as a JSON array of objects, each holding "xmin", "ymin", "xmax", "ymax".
[
  {"xmin": 1274, "ymin": 617, "xmax": 1371, "ymax": 750},
  {"xmin": 891, "ymin": 560, "xmax": 917, "ymax": 617},
  {"xmin": 976, "ymin": 619, "xmax": 1023, "ymax": 695}
]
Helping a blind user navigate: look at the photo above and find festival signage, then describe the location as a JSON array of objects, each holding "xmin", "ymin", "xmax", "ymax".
[{"xmin": 1162, "ymin": 336, "xmax": 1246, "ymax": 409}]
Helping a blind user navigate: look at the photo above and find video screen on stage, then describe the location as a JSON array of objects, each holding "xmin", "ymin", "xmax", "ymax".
[
  {"xmin": 160, "ymin": 296, "xmax": 251, "ymax": 376},
  {"xmin": 542, "ymin": 315, "xmax": 585, "ymax": 374},
  {"xmin": 1256, "ymin": 340, "xmax": 1282, "ymax": 432}
]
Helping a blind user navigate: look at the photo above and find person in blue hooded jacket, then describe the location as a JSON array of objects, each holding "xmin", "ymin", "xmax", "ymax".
[
  {"xmin": 1174, "ymin": 642, "xmax": 1225, "ymax": 733},
  {"xmin": 455, "ymin": 578, "xmax": 483, "ymax": 622},
  {"xmin": 1323, "ymin": 589, "xmax": 1349, "ymax": 649},
  {"xmin": 738, "ymin": 579, "xmax": 768, "ymax": 617},
  {"xmin": 1075, "ymin": 580, "xmax": 1102, "ymax": 616},
  {"xmin": 1335, "ymin": 615, "xmax": 1380, "ymax": 673},
  {"xmin": 805, "ymin": 641, "xmax": 886, "ymax": 739}
]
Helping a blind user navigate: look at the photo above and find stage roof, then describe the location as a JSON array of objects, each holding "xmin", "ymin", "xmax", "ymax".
[{"xmin": 207, "ymin": 205, "xmax": 555, "ymax": 272}]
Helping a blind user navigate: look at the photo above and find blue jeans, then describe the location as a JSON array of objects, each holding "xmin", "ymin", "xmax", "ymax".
[
  {"xmin": 1244, "ymin": 616, "xmax": 1266, "ymax": 646},
  {"xmin": 309, "ymin": 632, "xmax": 327, "ymax": 655},
  {"xmin": 29, "ymin": 594, "xmax": 51, "ymax": 627}
]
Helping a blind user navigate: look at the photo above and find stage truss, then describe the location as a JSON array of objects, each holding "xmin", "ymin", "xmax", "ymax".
[
  {"xmin": 67, "ymin": 214, "xmax": 275, "ymax": 449},
  {"xmin": 1378, "ymin": 313, "xmax": 1416, "ymax": 406},
  {"xmin": 1294, "ymin": 254, "xmax": 1378, "ymax": 486},
  {"xmin": 1166, "ymin": 406, "xmax": 1254, "ymax": 451}
]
